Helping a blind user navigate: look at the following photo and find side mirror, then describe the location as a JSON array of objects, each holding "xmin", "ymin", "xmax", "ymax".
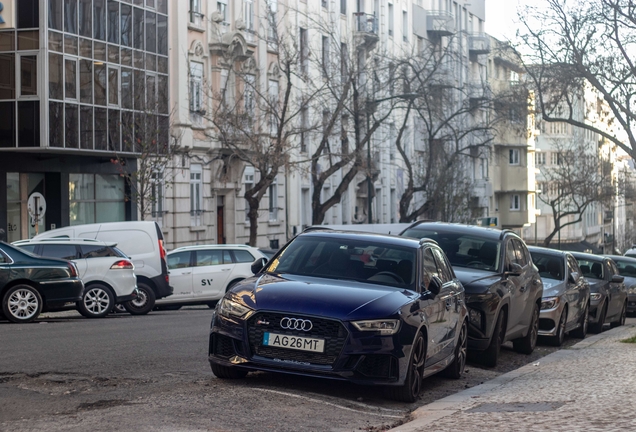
[
  {"xmin": 506, "ymin": 262, "xmax": 523, "ymax": 276},
  {"xmin": 568, "ymin": 271, "xmax": 580, "ymax": 284},
  {"xmin": 251, "ymin": 257, "xmax": 268, "ymax": 275},
  {"xmin": 611, "ymin": 274, "xmax": 625, "ymax": 283},
  {"xmin": 428, "ymin": 276, "xmax": 443, "ymax": 297}
]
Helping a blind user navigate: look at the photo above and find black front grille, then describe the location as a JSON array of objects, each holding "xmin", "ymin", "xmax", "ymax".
[
  {"xmin": 356, "ymin": 355, "xmax": 397, "ymax": 379},
  {"xmin": 247, "ymin": 312, "xmax": 348, "ymax": 366}
]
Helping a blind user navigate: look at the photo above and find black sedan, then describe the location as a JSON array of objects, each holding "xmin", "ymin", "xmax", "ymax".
[
  {"xmin": 0, "ymin": 241, "xmax": 84, "ymax": 323},
  {"xmin": 606, "ymin": 255, "xmax": 636, "ymax": 316},
  {"xmin": 571, "ymin": 252, "xmax": 628, "ymax": 332},
  {"xmin": 209, "ymin": 230, "xmax": 468, "ymax": 402},
  {"xmin": 400, "ymin": 222, "xmax": 543, "ymax": 367}
]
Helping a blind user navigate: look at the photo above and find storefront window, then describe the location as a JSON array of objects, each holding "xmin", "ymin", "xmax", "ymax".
[{"xmin": 69, "ymin": 174, "xmax": 125, "ymax": 225}]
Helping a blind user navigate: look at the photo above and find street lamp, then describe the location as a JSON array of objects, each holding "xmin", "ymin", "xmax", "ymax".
[{"xmin": 364, "ymin": 93, "xmax": 417, "ymax": 224}]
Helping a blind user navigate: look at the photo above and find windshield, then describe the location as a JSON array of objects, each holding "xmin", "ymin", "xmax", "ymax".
[
  {"xmin": 402, "ymin": 229, "xmax": 500, "ymax": 272},
  {"xmin": 264, "ymin": 236, "xmax": 416, "ymax": 289},
  {"xmin": 613, "ymin": 259, "xmax": 636, "ymax": 277},
  {"xmin": 576, "ymin": 258, "xmax": 604, "ymax": 280},
  {"xmin": 530, "ymin": 252, "xmax": 564, "ymax": 281}
]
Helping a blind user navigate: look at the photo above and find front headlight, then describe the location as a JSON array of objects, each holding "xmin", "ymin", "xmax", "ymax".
[
  {"xmin": 352, "ymin": 319, "xmax": 400, "ymax": 335},
  {"xmin": 218, "ymin": 298, "xmax": 253, "ymax": 318},
  {"xmin": 590, "ymin": 293, "xmax": 602, "ymax": 301},
  {"xmin": 541, "ymin": 296, "xmax": 560, "ymax": 310}
]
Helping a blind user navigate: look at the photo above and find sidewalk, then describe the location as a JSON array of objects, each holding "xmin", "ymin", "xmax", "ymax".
[{"xmin": 391, "ymin": 322, "xmax": 636, "ymax": 431}]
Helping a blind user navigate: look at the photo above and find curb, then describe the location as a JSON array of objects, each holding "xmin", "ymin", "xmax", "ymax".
[{"xmin": 389, "ymin": 323, "xmax": 636, "ymax": 432}]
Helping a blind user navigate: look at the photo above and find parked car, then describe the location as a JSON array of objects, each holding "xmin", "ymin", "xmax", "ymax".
[
  {"xmin": 162, "ymin": 245, "xmax": 267, "ymax": 309},
  {"xmin": 606, "ymin": 255, "xmax": 636, "ymax": 316},
  {"xmin": 571, "ymin": 252, "xmax": 628, "ymax": 332},
  {"xmin": 624, "ymin": 246, "xmax": 636, "ymax": 258},
  {"xmin": 32, "ymin": 221, "xmax": 171, "ymax": 314},
  {"xmin": 209, "ymin": 230, "xmax": 468, "ymax": 402},
  {"xmin": 528, "ymin": 247, "xmax": 590, "ymax": 345},
  {"xmin": 13, "ymin": 238, "xmax": 138, "ymax": 318},
  {"xmin": 0, "ymin": 241, "xmax": 84, "ymax": 323},
  {"xmin": 400, "ymin": 222, "xmax": 543, "ymax": 367}
]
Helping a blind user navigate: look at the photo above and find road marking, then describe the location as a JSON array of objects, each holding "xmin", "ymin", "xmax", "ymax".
[{"xmin": 252, "ymin": 388, "xmax": 405, "ymax": 418}]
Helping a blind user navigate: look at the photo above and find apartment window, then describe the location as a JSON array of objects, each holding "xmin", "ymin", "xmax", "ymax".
[
  {"xmin": 244, "ymin": 74, "xmax": 255, "ymax": 116},
  {"xmin": 244, "ymin": 166, "xmax": 254, "ymax": 222},
  {"xmin": 190, "ymin": 164, "xmax": 203, "ymax": 225},
  {"xmin": 268, "ymin": 79, "xmax": 279, "ymax": 135},
  {"xmin": 510, "ymin": 194, "xmax": 520, "ymax": 211},
  {"xmin": 217, "ymin": 0, "xmax": 228, "ymax": 23},
  {"xmin": 190, "ymin": 0, "xmax": 202, "ymax": 25},
  {"xmin": 551, "ymin": 152, "xmax": 564, "ymax": 165},
  {"xmin": 341, "ymin": 0, "xmax": 346, "ymax": 14},
  {"xmin": 402, "ymin": 11, "xmax": 408, "ymax": 42},
  {"xmin": 299, "ymin": 28, "xmax": 308, "ymax": 74},
  {"xmin": 151, "ymin": 171, "xmax": 164, "ymax": 218},
  {"xmin": 300, "ymin": 107, "xmax": 308, "ymax": 153},
  {"xmin": 322, "ymin": 0, "xmax": 328, "ymax": 8},
  {"xmin": 269, "ymin": 180, "xmax": 278, "ymax": 221},
  {"xmin": 509, "ymin": 148, "xmax": 520, "ymax": 165},
  {"xmin": 322, "ymin": 36, "xmax": 330, "ymax": 78},
  {"xmin": 388, "ymin": 4, "xmax": 394, "ymax": 37},
  {"xmin": 189, "ymin": 61, "xmax": 203, "ymax": 113},
  {"xmin": 548, "ymin": 121, "xmax": 569, "ymax": 135},
  {"xmin": 244, "ymin": 0, "xmax": 254, "ymax": 32},
  {"xmin": 267, "ymin": 0, "xmax": 277, "ymax": 40},
  {"xmin": 340, "ymin": 43, "xmax": 348, "ymax": 81},
  {"xmin": 535, "ymin": 152, "xmax": 545, "ymax": 165}
]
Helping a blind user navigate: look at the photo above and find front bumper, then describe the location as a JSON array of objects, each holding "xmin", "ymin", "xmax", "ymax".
[
  {"xmin": 588, "ymin": 295, "xmax": 605, "ymax": 324},
  {"xmin": 538, "ymin": 302, "xmax": 565, "ymax": 337},
  {"xmin": 465, "ymin": 293, "xmax": 501, "ymax": 351},
  {"xmin": 208, "ymin": 311, "xmax": 410, "ymax": 386},
  {"xmin": 627, "ymin": 294, "xmax": 636, "ymax": 314}
]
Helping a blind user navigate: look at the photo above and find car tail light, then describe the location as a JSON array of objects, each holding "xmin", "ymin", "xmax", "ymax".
[
  {"xmin": 165, "ymin": 274, "xmax": 170, "ymax": 284},
  {"xmin": 68, "ymin": 262, "xmax": 79, "ymax": 277},
  {"xmin": 110, "ymin": 260, "xmax": 134, "ymax": 270},
  {"xmin": 159, "ymin": 239, "xmax": 167, "ymax": 261}
]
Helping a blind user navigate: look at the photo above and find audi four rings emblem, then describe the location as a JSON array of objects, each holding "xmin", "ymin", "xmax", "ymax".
[{"xmin": 280, "ymin": 317, "xmax": 313, "ymax": 331}]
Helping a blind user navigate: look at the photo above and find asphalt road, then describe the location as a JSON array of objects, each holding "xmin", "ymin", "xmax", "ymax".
[{"xmin": 1, "ymin": 308, "xmax": 625, "ymax": 432}]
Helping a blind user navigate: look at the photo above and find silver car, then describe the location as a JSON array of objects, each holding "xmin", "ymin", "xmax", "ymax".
[
  {"xmin": 607, "ymin": 255, "xmax": 636, "ymax": 316},
  {"xmin": 529, "ymin": 247, "xmax": 590, "ymax": 346}
]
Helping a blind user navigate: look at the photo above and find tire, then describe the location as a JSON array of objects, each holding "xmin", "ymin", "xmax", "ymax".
[
  {"xmin": 385, "ymin": 332, "xmax": 426, "ymax": 402},
  {"xmin": 443, "ymin": 320, "xmax": 467, "ymax": 379},
  {"xmin": 610, "ymin": 302, "xmax": 627, "ymax": 328},
  {"xmin": 589, "ymin": 302, "xmax": 607, "ymax": 334},
  {"xmin": 547, "ymin": 307, "xmax": 567, "ymax": 347},
  {"xmin": 2, "ymin": 284, "xmax": 43, "ymax": 323},
  {"xmin": 513, "ymin": 303, "xmax": 539, "ymax": 355},
  {"xmin": 481, "ymin": 310, "xmax": 506, "ymax": 368},
  {"xmin": 570, "ymin": 303, "xmax": 589, "ymax": 339},
  {"xmin": 77, "ymin": 284, "xmax": 115, "ymax": 318},
  {"xmin": 123, "ymin": 283, "xmax": 155, "ymax": 315},
  {"xmin": 211, "ymin": 362, "xmax": 248, "ymax": 379}
]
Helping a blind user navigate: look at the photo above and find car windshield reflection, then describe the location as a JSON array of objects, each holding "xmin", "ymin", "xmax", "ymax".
[
  {"xmin": 264, "ymin": 236, "xmax": 416, "ymax": 289},
  {"xmin": 531, "ymin": 252, "xmax": 564, "ymax": 281}
]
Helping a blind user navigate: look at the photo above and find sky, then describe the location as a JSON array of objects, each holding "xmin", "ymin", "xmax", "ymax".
[{"xmin": 484, "ymin": 0, "xmax": 525, "ymax": 42}]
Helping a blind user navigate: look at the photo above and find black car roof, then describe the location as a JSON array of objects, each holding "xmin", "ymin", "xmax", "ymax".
[
  {"xmin": 570, "ymin": 251, "xmax": 606, "ymax": 262},
  {"xmin": 402, "ymin": 221, "xmax": 512, "ymax": 241},
  {"xmin": 607, "ymin": 255, "xmax": 636, "ymax": 263},
  {"xmin": 301, "ymin": 229, "xmax": 426, "ymax": 248}
]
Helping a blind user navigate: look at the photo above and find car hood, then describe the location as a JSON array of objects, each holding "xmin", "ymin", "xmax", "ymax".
[
  {"xmin": 541, "ymin": 279, "xmax": 566, "ymax": 297},
  {"xmin": 587, "ymin": 279, "xmax": 605, "ymax": 293},
  {"xmin": 453, "ymin": 268, "xmax": 502, "ymax": 294},
  {"xmin": 621, "ymin": 275, "xmax": 636, "ymax": 289},
  {"xmin": 229, "ymin": 273, "xmax": 416, "ymax": 321}
]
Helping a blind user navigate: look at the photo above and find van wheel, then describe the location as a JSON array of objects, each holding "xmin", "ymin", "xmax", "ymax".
[
  {"xmin": 124, "ymin": 283, "xmax": 155, "ymax": 315},
  {"xmin": 77, "ymin": 284, "xmax": 115, "ymax": 318},
  {"xmin": 2, "ymin": 285, "xmax": 43, "ymax": 323}
]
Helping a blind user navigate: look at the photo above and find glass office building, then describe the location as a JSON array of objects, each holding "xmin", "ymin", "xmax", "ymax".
[{"xmin": 0, "ymin": 0, "xmax": 169, "ymax": 241}]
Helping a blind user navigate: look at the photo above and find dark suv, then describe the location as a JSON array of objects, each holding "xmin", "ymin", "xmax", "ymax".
[
  {"xmin": 209, "ymin": 230, "xmax": 468, "ymax": 402},
  {"xmin": 400, "ymin": 222, "xmax": 543, "ymax": 367}
]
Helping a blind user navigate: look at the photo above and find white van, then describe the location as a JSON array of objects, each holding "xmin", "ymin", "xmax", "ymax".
[{"xmin": 33, "ymin": 221, "xmax": 172, "ymax": 314}]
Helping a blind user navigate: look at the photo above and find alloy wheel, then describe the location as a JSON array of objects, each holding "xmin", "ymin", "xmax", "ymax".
[
  {"xmin": 410, "ymin": 336, "xmax": 425, "ymax": 397},
  {"xmin": 8, "ymin": 289, "xmax": 39, "ymax": 320},
  {"xmin": 457, "ymin": 323, "xmax": 467, "ymax": 374},
  {"xmin": 529, "ymin": 306, "xmax": 539, "ymax": 350},
  {"xmin": 129, "ymin": 289, "xmax": 148, "ymax": 309},
  {"xmin": 84, "ymin": 287, "xmax": 111, "ymax": 315}
]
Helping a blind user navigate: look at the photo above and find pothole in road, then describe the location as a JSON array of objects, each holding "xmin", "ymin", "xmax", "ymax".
[
  {"xmin": 77, "ymin": 399, "xmax": 134, "ymax": 411},
  {"xmin": 3, "ymin": 372, "xmax": 154, "ymax": 396}
]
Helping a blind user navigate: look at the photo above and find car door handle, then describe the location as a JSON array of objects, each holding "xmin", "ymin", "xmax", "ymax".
[
  {"xmin": 182, "ymin": 272, "xmax": 191, "ymax": 275},
  {"xmin": 222, "ymin": 268, "xmax": 231, "ymax": 272}
]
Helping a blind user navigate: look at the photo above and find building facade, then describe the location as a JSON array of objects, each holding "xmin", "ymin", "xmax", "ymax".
[{"xmin": 0, "ymin": 0, "xmax": 169, "ymax": 241}]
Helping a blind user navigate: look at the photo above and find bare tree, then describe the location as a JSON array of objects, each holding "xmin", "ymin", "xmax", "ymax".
[
  {"xmin": 518, "ymin": 0, "xmax": 636, "ymax": 158},
  {"xmin": 537, "ymin": 138, "xmax": 615, "ymax": 247}
]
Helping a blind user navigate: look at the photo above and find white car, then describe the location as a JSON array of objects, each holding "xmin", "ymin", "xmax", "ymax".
[
  {"xmin": 159, "ymin": 245, "xmax": 266, "ymax": 308},
  {"xmin": 12, "ymin": 238, "xmax": 138, "ymax": 318}
]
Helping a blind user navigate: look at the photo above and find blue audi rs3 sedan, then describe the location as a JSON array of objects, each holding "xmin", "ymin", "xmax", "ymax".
[{"xmin": 208, "ymin": 230, "xmax": 468, "ymax": 402}]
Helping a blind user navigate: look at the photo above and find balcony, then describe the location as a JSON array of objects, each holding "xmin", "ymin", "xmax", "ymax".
[
  {"xmin": 468, "ymin": 33, "xmax": 491, "ymax": 55},
  {"xmin": 354, "ymin": 12, "xmax": 379, "ymax": 51},
  {"xmin": 466, "ymin": 80, "xmax": 491, "ymax": 102},
  {"xmin": 426, "ymin": 11, "xmax": 455, "ymax": 37}
]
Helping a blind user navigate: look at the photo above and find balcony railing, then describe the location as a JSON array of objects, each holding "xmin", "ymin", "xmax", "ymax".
[
  {"xmin": 426, "ymin": 11, "xmax": 455, "ymax": 36},
  {"xmin": 189, "ymin": 10, "xmax": 204, "ymax": 27},
  {"xmin": 354, "ymin": 12, "xmax": 378, "ymax": 34},
  {"xmin": 468, "ymin": 33, "xmax": 491, "ymax": 55}
]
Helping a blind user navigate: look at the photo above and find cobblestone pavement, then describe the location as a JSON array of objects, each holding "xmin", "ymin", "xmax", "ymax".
[{"xmin": 391, "ymin": 320, "xmax": 636, "ymax": 432}]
